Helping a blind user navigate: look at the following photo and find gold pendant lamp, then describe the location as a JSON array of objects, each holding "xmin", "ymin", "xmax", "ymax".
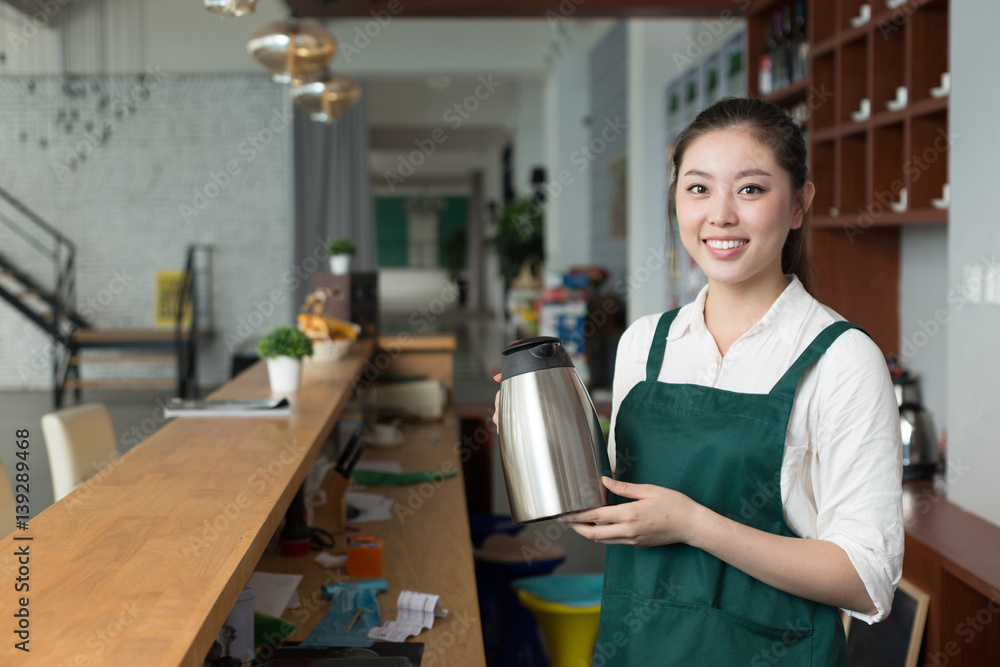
[
  {"xmin": 203, "ymin": 0, "xmax": 258, "ymax": 17},
  {"xmin": 247, "ymin": 18, "xmax": 337, "ymax": 85},
  {"xmin": 291, "ymin": 72, "xmax": 361, "ymax": 123}
]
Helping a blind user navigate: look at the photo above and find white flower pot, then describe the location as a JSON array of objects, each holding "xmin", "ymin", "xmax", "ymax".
[
  {"xmin": 266, "ymin": 356, "xmax": 302, "ymax": 394},
  {"xmin": 328, "ymin": 255, "xmax": 351, "ymax": 275}
]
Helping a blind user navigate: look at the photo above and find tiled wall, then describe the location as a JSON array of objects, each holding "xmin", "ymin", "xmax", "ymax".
[
  {"xmin": 0, "ymin": 74, "xmax": 294, "ymax": 390},
  {"xmin": 589, "ymin": 22, "xmax": 629, "ymax": 285}
]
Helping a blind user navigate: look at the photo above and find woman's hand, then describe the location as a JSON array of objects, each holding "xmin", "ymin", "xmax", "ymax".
[
  {"xmin": 559, "ymin": 476, "xmax": 705, "ymax": 548},
  {"xmin": 492, "ymin": 373, "xmax": 502, "ymax": 432}
]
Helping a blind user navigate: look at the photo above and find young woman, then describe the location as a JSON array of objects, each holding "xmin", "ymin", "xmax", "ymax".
[{"xmin": 499, "ymin": 98, "xmax": 903, "ymax": 665}]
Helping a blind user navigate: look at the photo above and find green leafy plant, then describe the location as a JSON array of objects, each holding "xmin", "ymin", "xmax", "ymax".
[
  {"xmin": 441, "ymin": 228, "xmax": 468, "ymax": 281},
  {"xmin": 257, "ymin": 326, "xmax": 314, "ymax": 359},
  {"xmin": 323, "ymin": 238, "xmax": 357, "ymax": 257},
  {"xmin": 487, "ymin": 197, "xmax": 544, "ymax": 285}
]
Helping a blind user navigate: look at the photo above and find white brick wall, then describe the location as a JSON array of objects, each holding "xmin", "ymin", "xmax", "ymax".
[{"xmin": 0, "ymin": 73, "xmax": 295, "ymax": 389}]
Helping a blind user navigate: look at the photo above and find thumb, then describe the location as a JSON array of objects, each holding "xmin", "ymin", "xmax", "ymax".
[
  {"xmin": 603, "ymin": 476, "xmax": 646, "ymax": 499},
  {"xmin": 493, "ymin": 373, "xmax": 502, "ymax": 383}
]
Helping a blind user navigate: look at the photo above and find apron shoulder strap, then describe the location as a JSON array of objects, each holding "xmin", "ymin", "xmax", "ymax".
[
  {"xmin": 769, "ymin": 320, "xmax": 870, "ymax": 400},
  {"xmin": 646, "ymin": 309, "xmax": 681, "ymax": 381}
]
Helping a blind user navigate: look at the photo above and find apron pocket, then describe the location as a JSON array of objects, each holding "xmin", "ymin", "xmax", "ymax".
[{"xmin": 598, "ymin": 589, "xmax": 814, "ymax": 667}]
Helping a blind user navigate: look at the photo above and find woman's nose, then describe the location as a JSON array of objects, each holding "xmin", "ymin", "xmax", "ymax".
[{"xmin": 708, "ymin": 192, "xmax": 738, "ymax": 226}]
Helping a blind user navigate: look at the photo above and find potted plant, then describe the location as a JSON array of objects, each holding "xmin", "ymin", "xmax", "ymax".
[
  {"xmin": 487, "ymin": 197, "xmax": 545, "ymax": 287},
  {"xmin": 258, "ymin": 325, "xmax": 314, "ymax": 393},
  {"xmin": 441, "ymin": 228, "xmax": 468, "ymax": 305},
  {"xmin": 324, "ymin": 238, "xmax": 357, "ymax": 275}
]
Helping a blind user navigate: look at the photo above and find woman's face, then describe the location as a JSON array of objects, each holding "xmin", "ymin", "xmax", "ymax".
[{"xmin": 675, "ymin": 128, "xmax": 812, "ymax": 291}]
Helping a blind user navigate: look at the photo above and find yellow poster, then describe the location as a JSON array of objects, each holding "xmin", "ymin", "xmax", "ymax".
[{"xmin": 155, "ymin": 270, "xmax": 192, "ymax": 328}]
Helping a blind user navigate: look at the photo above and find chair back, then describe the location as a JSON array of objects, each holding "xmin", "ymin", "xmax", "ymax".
[{"xmin": 41, "ymin": 403, "xmax": 117, "ymax": 501}]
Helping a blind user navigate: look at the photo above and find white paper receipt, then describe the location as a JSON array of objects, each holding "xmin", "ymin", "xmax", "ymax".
[{"xmin": 367, "ymin": 590, "xmax": 449, "ymax": 642}]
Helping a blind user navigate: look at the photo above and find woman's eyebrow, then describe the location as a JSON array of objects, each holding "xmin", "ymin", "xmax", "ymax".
[
  {"xmin": 736, "ymin": 168, "xmax": 773, "ymax": 178},
  {"xmin": 682, "ymin": 169, "xmax": 713, "ymax": 179}
]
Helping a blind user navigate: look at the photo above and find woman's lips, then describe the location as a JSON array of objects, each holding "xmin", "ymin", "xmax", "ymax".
[{"xmin": 703, "ymin": 238, "xmax": 749, "ymax": 258}]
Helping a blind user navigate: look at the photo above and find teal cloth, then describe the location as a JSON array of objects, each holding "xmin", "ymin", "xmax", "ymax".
[
  {"xmin": 301, "ymin": 579, "xmax": 388, "ymax": 648},
  {"xmin": 512, "ymin": 574, "xmax": 604, "ymax": 607},
  {"xmin": 351, "ymin": 469, "xmax": 458, "ymax": 486}
]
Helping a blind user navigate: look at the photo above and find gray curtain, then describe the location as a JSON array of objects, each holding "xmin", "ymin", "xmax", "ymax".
[{"xmin": 292, "ymin": 81, "xmax": 372, "ymax": 308}]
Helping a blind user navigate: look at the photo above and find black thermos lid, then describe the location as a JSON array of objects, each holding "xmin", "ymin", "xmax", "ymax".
[{"xmin": 500, "ymin": 336, "xmax": 574, "ymax": 379}]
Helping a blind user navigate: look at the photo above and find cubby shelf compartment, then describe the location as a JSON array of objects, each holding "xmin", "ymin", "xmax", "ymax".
[
  {"xmin": 909, "ymin": 109, "xmax": 950, "ymax": 211},
  {"xmin": 910, "ymin": 0, "xmax": 950, "ymax": 104},
  {"xmin": 839, "ymin": 36, "xmax": 869, "ymax": 125},
  {"xmin": 746, "ymin": 0, "xmax": 950, "ymax": 362}
]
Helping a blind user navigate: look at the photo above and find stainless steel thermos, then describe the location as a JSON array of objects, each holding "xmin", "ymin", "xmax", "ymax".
[{"xmin": 498, "ymin": 336, "xmax": 612, "ymax": 524}]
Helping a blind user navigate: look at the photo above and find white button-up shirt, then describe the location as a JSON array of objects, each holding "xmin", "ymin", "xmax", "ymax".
[{"xmin": 607, "ymin": 275, "xmax": 904, "ymax": 624}]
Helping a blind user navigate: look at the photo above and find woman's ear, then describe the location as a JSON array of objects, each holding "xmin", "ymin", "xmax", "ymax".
[{"xmin": 791, "ymin": 181, "xmax": 816, "ymax": 230}]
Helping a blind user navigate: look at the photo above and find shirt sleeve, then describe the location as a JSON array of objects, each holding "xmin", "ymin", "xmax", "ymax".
[
  {"xmin": 607, "ymin": 316, "xmax": 657, "ymax": 475},
  {"xmin": 808, "ymin": 329, "xmax": 904, "ymax": 624}
]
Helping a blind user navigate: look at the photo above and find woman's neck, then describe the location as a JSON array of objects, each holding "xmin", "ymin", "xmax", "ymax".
[{"xmin": 703, "ymin": 271, "xmax": 791, "ymax": 357}]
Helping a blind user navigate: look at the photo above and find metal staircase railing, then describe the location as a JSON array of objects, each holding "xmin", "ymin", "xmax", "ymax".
[
  {"xmin": 0, "ymin": 185, "xmax": 84, "ymax": 404},
  {"xmin": 0, "ymin": 186, "xmax": 215, "ymax": 406}
]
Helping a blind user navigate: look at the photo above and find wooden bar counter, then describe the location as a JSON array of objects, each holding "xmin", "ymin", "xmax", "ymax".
[{"xmin": 0, "ymin": 338, "xmax": 484, "ymax": 667}]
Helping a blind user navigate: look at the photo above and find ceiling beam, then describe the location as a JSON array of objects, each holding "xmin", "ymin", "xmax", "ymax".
[{"xmin": 285, "ymin": 0, "xmax": 744, "ymax": 19}]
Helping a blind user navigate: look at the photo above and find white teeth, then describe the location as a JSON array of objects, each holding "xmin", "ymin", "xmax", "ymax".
[{"xmin": 705, "ymin": 239, "xmax": 748, "ymax": 250}]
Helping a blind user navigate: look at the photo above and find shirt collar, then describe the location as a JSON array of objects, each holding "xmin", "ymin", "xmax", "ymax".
[{"xmin": 667, "ymin": 275, "xmax": 812, "ymax": 346}]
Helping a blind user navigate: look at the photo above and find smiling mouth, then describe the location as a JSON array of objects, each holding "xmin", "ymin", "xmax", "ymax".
[{"xmin": 704, "ymin": 239, "xmax": 748, "ymax": 250}]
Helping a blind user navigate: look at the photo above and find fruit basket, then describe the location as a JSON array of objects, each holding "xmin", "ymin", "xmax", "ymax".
[{"xmin": 297, "ymin": 289, "xmax": 361, "ymax": 362}]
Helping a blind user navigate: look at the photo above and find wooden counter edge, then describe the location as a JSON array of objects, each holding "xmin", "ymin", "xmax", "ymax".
[{"xmin": 902, "ymin": 479, "xmax": 1000, "ymax": 601}]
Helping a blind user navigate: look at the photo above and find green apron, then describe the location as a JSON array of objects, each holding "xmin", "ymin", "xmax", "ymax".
[{"xmin": 596, "ymin": 309, "xmax": 856, "ymax": 666}]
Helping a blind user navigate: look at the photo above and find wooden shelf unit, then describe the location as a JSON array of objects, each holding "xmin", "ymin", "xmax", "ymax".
[{"xmin": 746, "ymin": 0, "xmax": 951, "ymax": 357}]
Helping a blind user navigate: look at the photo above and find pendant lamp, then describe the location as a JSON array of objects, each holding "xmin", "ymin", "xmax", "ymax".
[
  {"xmin": 204, "ymin": 0, "xmax": 258, "ymax": 16},
  {"xmin": 290, "ymin": 72, "xmax": 361, "ymax": 123},
  {"xmin": 247, "ymin": 19, "xmax": 337, "ymax": 85}
]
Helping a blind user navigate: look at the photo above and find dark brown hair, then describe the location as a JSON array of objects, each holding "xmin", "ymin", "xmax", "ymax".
[{"xmin": 668, "ymin": 97, "xmax": 813, "ymax": 293}]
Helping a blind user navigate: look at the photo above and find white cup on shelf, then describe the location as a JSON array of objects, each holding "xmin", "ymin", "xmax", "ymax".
[
  {"xmin": 931, "ymin": 184, "xmax": 950, "ymax": 210},
  {"xmin": 930, "ymin": 73, "xmax": 951, "ymax": 99},
  {"xmin": 851, "ymin": 98, "xmax": 871, "ymax": 123},
  {"xmin": 851, "ymin": 3, "xmax": 871, "ymax": 28},
  {"xmin": 887, "ymin": 86, "xmax": 908, "ymax": 112},
  {"xmin": 890, "ymin": 187, "xmax": 908, "ymax": 214}
]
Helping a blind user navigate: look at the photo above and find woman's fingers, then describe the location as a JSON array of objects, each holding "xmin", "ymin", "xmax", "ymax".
[{"xmin": 492, "ymin": 374, "xmax": 502, "ymax": 431}]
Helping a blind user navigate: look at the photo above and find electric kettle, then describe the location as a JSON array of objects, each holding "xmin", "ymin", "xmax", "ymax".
[
  {"xmin": 893, "ymin": 369, "xmax": 941, "ymax": 481},
  {"xmin": 498, "ymin": 336, "xmax": 612, "ymax": 524}
]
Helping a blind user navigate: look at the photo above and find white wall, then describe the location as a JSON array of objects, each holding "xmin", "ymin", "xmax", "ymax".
[
  {"xmin": 946, "ymin": 0, "xmax": 1000, "ymax": 527},
  {"xmin": 625, "ymin": 19, "xmax": 698, "ymax": 322},
  {"xmin": 0, "ymin": 73, "xmax": 294, "ymax": 389},
  {"xmin": 512, "ymin": 77, "xmax": 547, "ymax": 197},
  {"xmin": 544, "ymin": 49, "xmax": 592, "ymax": 273},
  {"xmin": 0, "ymin": 0, "xmax": 289, "ymax": 75},
  {"xmin": 898, "ymin": 224, "xmax": 949, "ymax": 428}
]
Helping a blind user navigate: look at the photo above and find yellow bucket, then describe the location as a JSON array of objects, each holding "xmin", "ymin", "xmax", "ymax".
[{"xmin": 516, "ymin": 589, "xmax": 601, "ymax": 667}]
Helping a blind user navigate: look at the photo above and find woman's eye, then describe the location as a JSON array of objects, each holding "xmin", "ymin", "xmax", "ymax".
[
  {"xmin": 687, "ymin": 184, "xmax": 708, "ymax": 194},
  {"xmin": 739, "ymin": 185, "xmax": 765, "ymax": 195}
]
